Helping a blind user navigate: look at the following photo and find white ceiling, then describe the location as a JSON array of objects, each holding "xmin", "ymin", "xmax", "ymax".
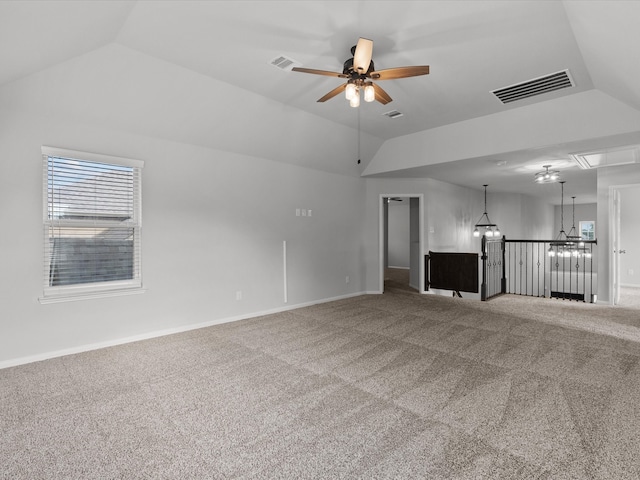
[{"xmin": 1, "ymin": 0, "xmax": 640, "ymax": 204}]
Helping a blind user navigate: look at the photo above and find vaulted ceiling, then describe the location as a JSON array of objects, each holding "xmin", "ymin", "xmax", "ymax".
[{"xmin": 2, "ymin": 1, "xmax": 639, "ymax": 203}]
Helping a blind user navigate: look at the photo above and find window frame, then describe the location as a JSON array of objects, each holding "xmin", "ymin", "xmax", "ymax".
[
  {"xmin": 579, "ymin": 220, "xmax": 596, "ymax": 241},
  {"xmin": 39, "ymin": 146, "xmax": 145, "ymax": 303}
]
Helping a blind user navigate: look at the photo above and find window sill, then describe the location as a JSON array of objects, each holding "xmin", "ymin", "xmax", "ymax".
[{"xmin": 38, "ymin": 287, "xmax": 146, "ymax": 304}]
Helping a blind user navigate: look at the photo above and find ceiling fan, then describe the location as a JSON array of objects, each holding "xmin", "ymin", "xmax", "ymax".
[{"xmin": 292, "ymin": 37, "xmax": 430, "ymax": 107}]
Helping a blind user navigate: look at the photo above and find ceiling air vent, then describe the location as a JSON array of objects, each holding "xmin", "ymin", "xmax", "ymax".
[
  {"xmin": 492, "ymin": 69, "xmax": 574, "ymax": 104},
  {"xmin": 382, "ymin": 110, "xmax": 403, "ymax": 119},
  {"xmin": 269, "ymin": 55, "xmax": 300, "ymax": 71}
]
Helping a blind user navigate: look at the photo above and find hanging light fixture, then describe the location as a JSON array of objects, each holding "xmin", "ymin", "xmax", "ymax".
[
  {"xmin": 566, "ymin": 195, "xmax": 591, "ymax": 258},
  {"xmin": 534, "ymin": 165, "xmax": 560, "ymax": 184},
  {"xmin": 473, "ymin": 184, "xmax": 501, "ymax": 238},
  {"xmin": 548, "ymin": 182, "xmax": 589, "ymax": 257},
  {"xmin": 548, "ymin": 181, "xmax": 568, "ymax": 256},
  {"xmin": 566, "ymin": 196, "xmax": 583, "ymax": 244}
]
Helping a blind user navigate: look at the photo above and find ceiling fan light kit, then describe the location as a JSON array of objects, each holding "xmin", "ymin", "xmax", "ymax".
[
  {"xmin": 292, "ymin": 37, "xmax": 430, "ymax": 107},
  {"xmin": 346, "ymin": 81, "xmax": 376, "ymax": 107},
  {"xmin": 350, "ymin": 91, "xmax": 360, "ymax": 107}
]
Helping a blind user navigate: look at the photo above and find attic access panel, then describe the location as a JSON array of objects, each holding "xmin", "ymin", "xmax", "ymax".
[{"xmin": 572, "ymin": 146, "xmax": 640, "ymax": 169}]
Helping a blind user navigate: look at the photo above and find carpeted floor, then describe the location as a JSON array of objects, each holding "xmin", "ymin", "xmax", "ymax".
[
  {"xmin": 3, "ymin": 271, "xmax": 640, "ymax": 479},
  {"xmin": 620, "ymin": 286, "xmax": 640, "ymax": 309}
]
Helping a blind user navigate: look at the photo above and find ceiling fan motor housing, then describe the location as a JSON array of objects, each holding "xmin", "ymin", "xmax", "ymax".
[{"xmin": 343, "ymin": 57, "xmax": 375, "ymax": 77}]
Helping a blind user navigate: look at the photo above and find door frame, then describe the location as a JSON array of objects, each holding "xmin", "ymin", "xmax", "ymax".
[
  {"xmin": 378, "ymin": 194, "xmax": 425, "ymax": 293},
  {"xmin": 609, "ymin": 183, "xmax": 640, "ymax": 305}
]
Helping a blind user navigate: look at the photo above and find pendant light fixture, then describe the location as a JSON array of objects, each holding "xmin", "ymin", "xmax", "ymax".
[
  {"xmin": 534, "ymin": 165, "xmax": 560, "ymax": 184},
  {"xmin": 566, "ymin": 196, "xmax": 583, "ymax": 245},
  {"xmin": 566, "ymin": 195, "xmax": 591, "ymax": 258},
  {"xmin": 547, "ymin": 183, "xmax": 590, "ymax": 258},
  {"xmin": 473, "ymin": 184, "xmax": 500, "ymax": 238},
  {"xmin": 548, "ymin": 181, "xmax": 568, "ymax": 257}
]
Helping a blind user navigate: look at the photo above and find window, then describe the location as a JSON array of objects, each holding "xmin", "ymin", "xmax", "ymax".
[
  {"xmin": 40, "ymin": 147, "xmax": 144, "ymax": 303},
  {"xmin": 579, "ymin": 220, "xmax": 595, "ymax": 241}
]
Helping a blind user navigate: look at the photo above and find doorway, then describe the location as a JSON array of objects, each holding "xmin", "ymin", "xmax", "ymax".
[
  {"xmin": 611, "ymin": 184, "xmax": 640, "ymax": 306},
  {"xmin": 379, "ymin": 194, "xmax": 424, "ymax": 293}
]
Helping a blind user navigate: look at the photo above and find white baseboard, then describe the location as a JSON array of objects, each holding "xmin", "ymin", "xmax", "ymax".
[
  {"xmin": 621, "ymin": 283, "xmax": 640, "ymax": 289},
  {"xmin": 0, "ymin": 291, "xmax": 367, "ymax": 370}
]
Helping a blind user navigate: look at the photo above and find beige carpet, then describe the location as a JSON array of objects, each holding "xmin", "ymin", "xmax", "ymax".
[
  {"xmin": 3, "ymin": 272, "xmax": 640, "ymax": 478},
  {"xmin": 620, "ymin": 286, "xmax": 640, "ymax": 309}
]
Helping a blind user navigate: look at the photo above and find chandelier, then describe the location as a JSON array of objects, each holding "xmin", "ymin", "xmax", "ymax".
[
  {"xmin": 566, "ymin": 196, "xmax": 584, "ymax": 245},
  {"xmin": 473, "ymin": 185, "xmax": 500, "ymax": 238},
  {"xmin": 534, "ymin": 165, "xmax": 560, "ymax": 184},
  {"xmin": 548, "ymin": 182, "xmax": 591, "ymax": 258}
]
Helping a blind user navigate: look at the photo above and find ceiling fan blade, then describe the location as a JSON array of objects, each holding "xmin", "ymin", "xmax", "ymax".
[
  {"xmin": 317, "ymin": 83, "xmax": 347, "ymax": 102},
  {"xmin": 371, "ymin": 65, "xmax": 430, "ymax": 80},
  {"xmin": 372, "ymin": 83, "xmax": 392, "ymax": 104},
  {"xmin": 292, "ymin": 67, "xmax": 347, "ymax": 78},
  {"xmin": 353, "ymin": 37, "xmax": 373, "ymax": 73}
]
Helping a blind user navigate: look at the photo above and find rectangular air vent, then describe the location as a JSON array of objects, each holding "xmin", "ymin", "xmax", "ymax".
[
  {"xmin": 269, "ymin": 55, "xmax": 300, "ymax": 71},
  {"xmin": 382, "ymin": 110, "xmax": 403, "ymax": 119},
  {"xmin": 492, "ymin": 69, "xmax": 574, "ymax": 104}
]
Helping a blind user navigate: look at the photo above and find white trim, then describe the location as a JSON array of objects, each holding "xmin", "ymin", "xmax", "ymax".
[
  {"xmin": 39, "ymin": 287, "xmax": 146, "ymax": 304},
  {"xmin": 42, "ymin": 149, "xmax": 143, "ymax": 300},
  {"xmin": 609, "ymin": 186, "xmax": 616, "ymax": 305},
  {"xmin": 42, "ymin": 146, "xmax": 144, "ymax": 168},
  {"xmin": 609, "ymin": 183, "xmax": 640, "ymax": 305},
  {"xmin": 283, "ymin": 240, "xmax": 288, "ymax": 303},
  {"xmin": 1, "ymin": 291, "xmax": 367, "ymax": 370}
]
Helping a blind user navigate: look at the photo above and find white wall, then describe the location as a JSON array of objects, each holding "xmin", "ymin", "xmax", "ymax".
[
  {"xmin": 387, "ymin": 200, "xmax": 410, "ymax": 268},
  {"xmin": 0, "ymin": 110, "xmax": 366, "ymax": 366},
  {"xmin": 491, "ymin": 192, "xmax": 555, "ymax": 240}
]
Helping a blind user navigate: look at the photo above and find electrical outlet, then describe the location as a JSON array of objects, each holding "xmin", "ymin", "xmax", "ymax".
[
  {"xmin": 301, "ymin": 209, "xmax": 307, "ymax": 216},
  {"xmin": 295, "ymin": 208, "xmax": 300, "ymax": 217},
  {"xmin": 345, "ymin": 276, "xmax": 350, "ymax": 284},
  {"xmin": 308, "ymin": 209, "xmax": 312, "ymax": 217},
  {"xmin": 629, "ymin": 269, "xmax": 635, "ymax": 276},
  {"xmin": 236, "ymin": 291, "xmax": 242, "ymax": 300}
]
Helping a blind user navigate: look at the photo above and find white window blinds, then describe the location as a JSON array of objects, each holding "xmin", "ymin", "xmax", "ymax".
[{"xmin": 41, "ymin": 147, "xmax": 143, "ymax": 302}]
